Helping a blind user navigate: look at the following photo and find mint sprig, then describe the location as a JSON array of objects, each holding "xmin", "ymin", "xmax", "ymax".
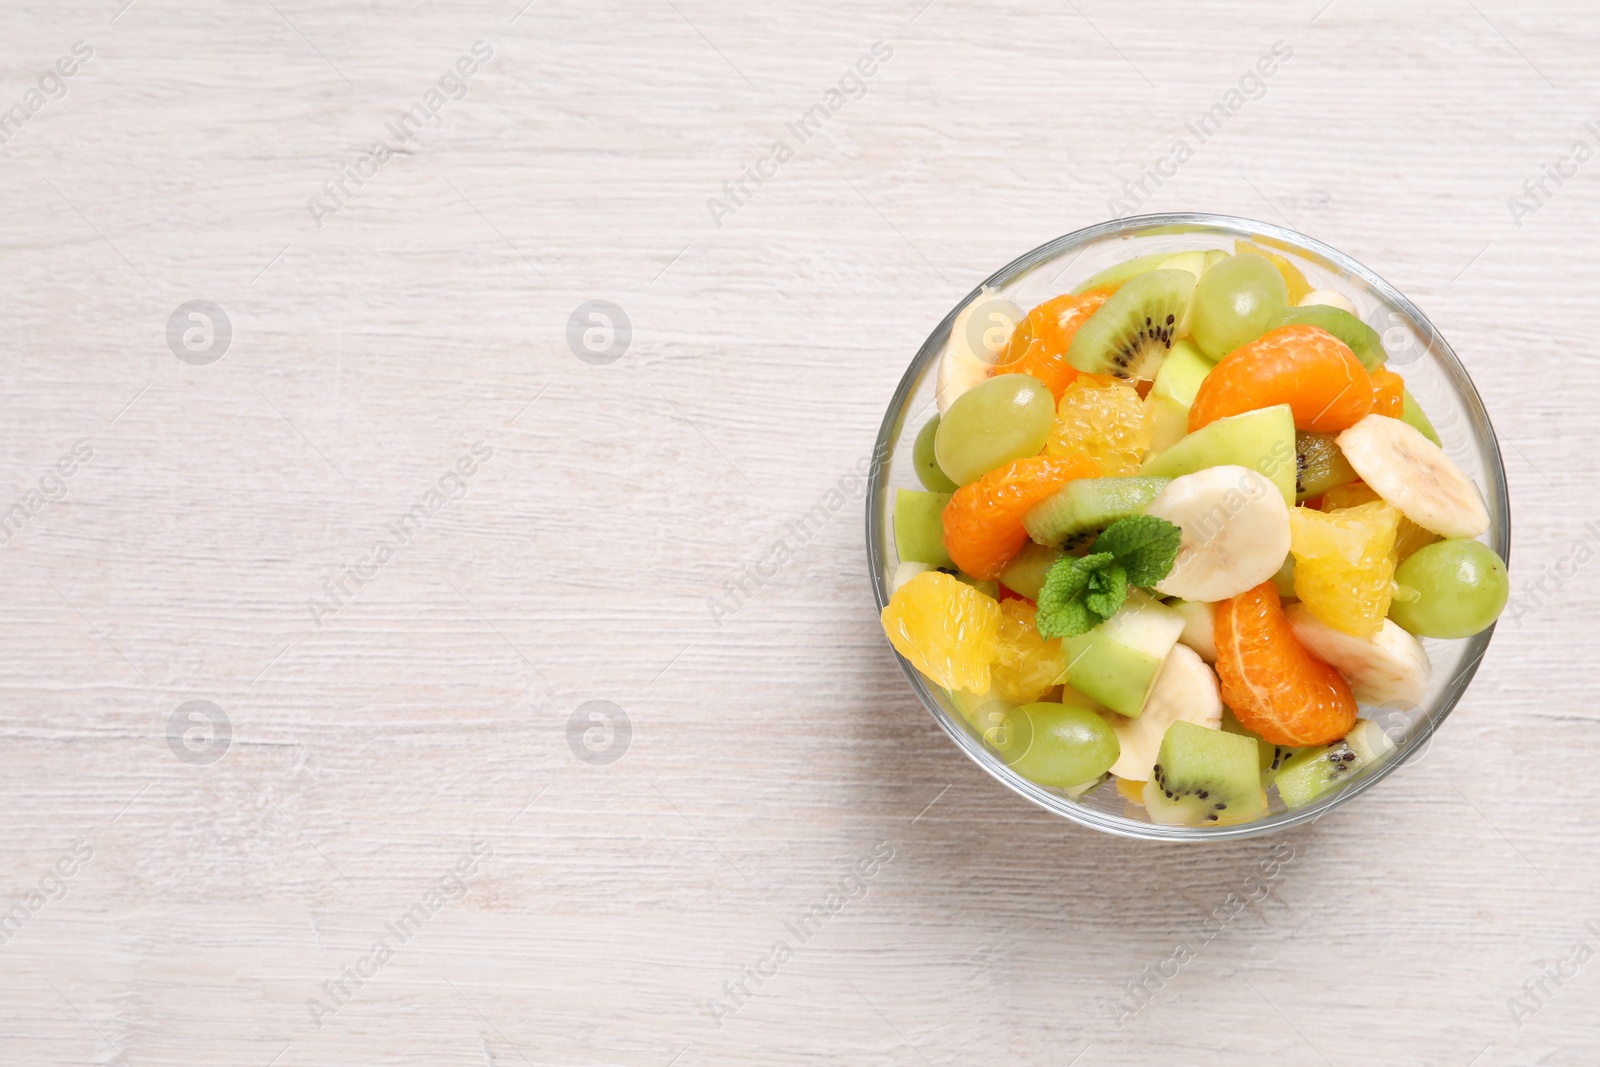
[
  {"xmin": 1034, "ymin": 515, "xmax": 1182, "ymax": 639},
  {"xmin": 1090, "ymin": 514, "xmax": 1182, "ymax": 588}
]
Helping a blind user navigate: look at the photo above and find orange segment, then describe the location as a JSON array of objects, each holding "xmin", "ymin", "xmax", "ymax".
[
  {"xmin": 1370, "ymin": 367, "xmax": 1405, "ymax": 418},
  {"xmin": 880, "ymin": 571, "xmax": 1000, "ymax": 694},
  {"xmin": 1289, "ymin": 502, "xmax": 1401, "ymax": 638},
  {"xmin": 991, "ymin": 599, "xmax": 1068, "ymax": 703},
  {"xmin": 1214, "ymin": 581, "xmax": 1358, "ymax": 747},
  {"xmin": 992, "ymin": 291, "xmax": 1108, "ymax": 401},
  {"xmin": 1189, "ymin": 324, "xmax": 1374, "ymax": 434},
  {"xmin": 942, "ymin": 454, "xmax": 1100, "ymax": 580}
]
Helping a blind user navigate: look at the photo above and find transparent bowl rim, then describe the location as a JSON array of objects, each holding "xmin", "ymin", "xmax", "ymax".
[{"xmin": 865, "ymin": 211, "xmax": 1511, "ymax": 841}]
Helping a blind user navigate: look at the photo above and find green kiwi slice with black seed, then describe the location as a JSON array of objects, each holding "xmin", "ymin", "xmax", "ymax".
[
  {"xmin": 1021, "ymin": 476, "xmax": 1170, "ymax": 552},
  {"xmin": 1066, "ymin": 269, "xmax": 1195, "ymax": 381},
  {"xmin": 1295, "ymin": 431, "xmax": 1359, "ymax": 501}
]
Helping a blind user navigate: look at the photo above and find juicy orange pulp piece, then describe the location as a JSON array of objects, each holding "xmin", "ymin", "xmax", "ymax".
[
  {"xmin": 992, "ymin": 291, "xmax": 1109, "ymax": 401},
  {"xmin": 880, "ymin": 571, "xmax": 1001, "ymax": 694},
  {"xmin": 1321, "ymin": 481, "xmax": 1439, "ymax": 561},
  {"xmin": 1046, "ymin": 375, "xmax": 1152, "ymax": 476},
  {"xmin": 1189, "ymin": 324, "xmax": 1375, "ymax": 434},
  {"xmin": 942, "ymin": 454, "xmax": 1100, "ymax": 580},
  {"xmin": 1370, "ymin": 367, "xmax": 1405, "ymax": 418},
  {"xmin": 992, "ymin": 599, "xmax": 1068, "ymax": 704},
  {"xmin": 1289, "ymin": 501, "xmax": 1401, "ymax": 638},
  {"xmin": 1214, "ymin": 581, "xmax": 1358, "ymax": 747}
]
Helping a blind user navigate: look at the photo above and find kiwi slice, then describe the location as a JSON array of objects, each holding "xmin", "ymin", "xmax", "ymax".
[
  {"xmin": 1221, "ymin": 707, "xmax": 1295, "ymax": 784},
  {"xmin": 1294, "ymin": 431, "xmax": 1358, "ymax": 501},
  {"xmin": 999, "ymin": 541, "xmax": 1065, "ymax": 600},
  {"xmin": 1065, "ymin": 270, "xmax": 1194, "ymax": 381},
  {"xmin": 1142, "ymin": 721, "xmax": 1268, "ymax": 826},
  {"xmin": 1274, "ymin": 720, "xmax": 1393, "ymax": 808},
  {"xmin": 1272, "ymin": 304, "xmax": 1387, "ymax": 371},
  {"xmin": 1402, "ymin": 389, "xmax": 1441, "ymax": 445},
  {"xmin": 1070, "ymin": 251, "xmax": 1171, "ymax": 295},
  {"xmin": 1021, "ymin": 476, "xmax": 1171, "ymax": 552}
]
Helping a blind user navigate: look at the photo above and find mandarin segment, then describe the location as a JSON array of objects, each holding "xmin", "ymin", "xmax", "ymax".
[
  {"xmin": 942, "ymin": 454, "xmax": 1100, "ymax": 580},
  {"xmin": 1188, "ymin": 324, "xmax": 1375, "ymax": 434},
  {"xmin": 1045, "ymin": 376, "xmax": 1152, "ymax": 475},
  {"xmin": 993, "ymin": 291, "xmax": 1108, "ymax": 400},
  {"xmin": 879, "ymin": 571, "xmax": 1001, "ymax": 694},
  {"xmin": 1370, "ymin": 367, "xmax": 1406, "ymax": 418},
  {"xmin": 1289, "ymin": 501, "xmax": 1402, "ymax": 637},
  {"xmin": 1214, "ymin": 581, "xmax": 1358, "ymax": 747}
]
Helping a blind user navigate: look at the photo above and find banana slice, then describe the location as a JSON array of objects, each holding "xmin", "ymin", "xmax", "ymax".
[
  {"xmin": 1299, "ymin": 289, "xmax": 1357, "ymax": 314},
  {"xmin": 936, "ymin": 289, "xmax": 1022, "ymax": 414},
  {"xmin": 1286, "ymin": 604, "xmax": 1431, "ymax": 706},
  {"xmin": 1145, "ymin": 465, "xmax": 1291, "ymax": 603},
  {"xmin": 1335, "ymin": 414, "xmax": 1489, "ymax": 538},
  {"xmin": 1170, "ymin": 599, "xmax": 1218, "ymax": 663},
  {"xmin": 1106, "ymin": 644, "xmax": 1222, "ymax": 781}
]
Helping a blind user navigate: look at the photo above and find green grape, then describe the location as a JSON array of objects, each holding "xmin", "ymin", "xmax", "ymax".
[
  {"xmin": 1189, "ymin": 253, "xmax": 1289, "ymax": 359},
  {"xmin": 934, "ymin": 374, "xmax": 1055, "ymax": 486},
  {"xmin": 1389, "ymin": 539, "xmax": 1509, "ymax": 639},
  {"xmin": 912, "ymin": 415, "xmax": 958, "ymax": 492},
  {"xmin": 985, "ymin": 701, "xmax": 1119, "ymax": 788}
]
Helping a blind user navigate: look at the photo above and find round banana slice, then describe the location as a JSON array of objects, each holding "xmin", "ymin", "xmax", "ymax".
[
  {"xmin": 1335, "ymin": 414, "xmax": 1489, "ymax": 539},
  {"xmin": 1106, "ymin": 644, "xmax": 1222, "ymax": 782},
  {"xmin": 1145, "ymin": 465, "xmax": 1291, "ymax": 603},
  {"xmin": 1286, "ymin": 604, "xmax": 1431, "ymax": 707},
  {"xmin": 935, "ymin": 289, "xmax": 1022, "ymax": 414}
]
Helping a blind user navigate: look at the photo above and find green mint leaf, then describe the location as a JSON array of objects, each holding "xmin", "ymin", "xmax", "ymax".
[
  {"xmin": 1083, "ymin": 560, "xmax": 1128, "ymax": 619},
  {"xmin": 1036, "ymin": 552, "xmax": 1121, "ymax": 639},
  {"xmin": 1092, "ymin": 514, "xmax": 1182, "ymax": 588}
]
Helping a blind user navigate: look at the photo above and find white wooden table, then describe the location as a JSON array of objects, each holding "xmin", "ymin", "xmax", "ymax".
[{"xmin": 0, "ymin": 1, "xmax": 1595, "ymax": 1063}]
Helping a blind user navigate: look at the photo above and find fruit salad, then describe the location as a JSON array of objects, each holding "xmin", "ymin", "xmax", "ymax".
[{"xmin": 881, "ymin": 240, "xmax": 1507, "ymax": 827}]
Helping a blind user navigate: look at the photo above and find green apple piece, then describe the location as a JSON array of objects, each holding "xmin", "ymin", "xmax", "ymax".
[
  {"xmin": 1401, "ymin": 390, "xmax": 1442, "ymax": 446},
  {"xmin": 1139, "ymin": 403, "xmax": 1296, "ymax": 506},
  {"xmin": 1062, "ymin": 590, "xmax": 1184, "ymax": 718},
  {"xmin": 1151, "ymin": 339, "xmax": 1216, "ymax": 407},
  {"xmin": 1203, "ymin": 249, "xmax": 1229, "ymax": 271},
  {"xmin": 1070, "ymin": 251, "xmax": 1171, "ymax": 295},
  {"xmin": 999, "ymin": 541, "xmax": 1065, "ymax": 600},
  {"xmin": 1147, "ymin": 339, "xmax": 1217, "ymax": 450},
  {"xmin": 1157, "ymin": 251, "xmax": 1210, "ymax": 280},
  {"xmin": 1146, "ymin": 397, "xmax": 1190, "ymax": 457},
  {"xmin": 893, "ymin": 489, "xmax": 952, "ymax": 569}
]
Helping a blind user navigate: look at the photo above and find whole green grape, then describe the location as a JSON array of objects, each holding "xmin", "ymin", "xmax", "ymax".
[
  {"xmin": 1389, "ymin": 539, "xmax": 1509, "ymax": 639},
  {"xmin": 934, "ymin": 373, "xmax": 1054, "ymax": 486},
  {"xmin": 1189, "ymin": 253, "xmax": 1289, "ymax": 359},
  {"xmin": 986, "ymin": 701, "xmax": 1119, "ymax": 788},
  {"xmin": 912, "ymin": 415, "xmax": 958, "ymax": 492}
]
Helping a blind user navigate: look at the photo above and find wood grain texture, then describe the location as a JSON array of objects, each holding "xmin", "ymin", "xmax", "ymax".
[{"xmin": 0, "ymin": 0, "xmax": 1596, "ymax": 1063}]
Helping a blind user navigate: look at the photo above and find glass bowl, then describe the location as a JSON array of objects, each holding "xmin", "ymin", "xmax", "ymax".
[{"xmin": 866, "ymin": 212, "xmax": 1511, "ymax": 841}]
